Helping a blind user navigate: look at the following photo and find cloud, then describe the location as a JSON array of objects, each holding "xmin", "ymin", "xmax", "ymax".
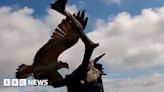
[
  {"xmin": 87, "ymin": 7, "xmax": 164, "ymax": 70},
  {"xmin": 0, "ymin": 6, "xmax": 50, "ymax": 75},
  {"xmin": 103, "ymin": 73, "xmax": 164, "ymax": 92},
  {"xmin": 100, "ymin": 0, "xmax": 122, "ymax": 5},
  {"xmin": 44, "ymin": 4, "xmax": 78, "ymax": 30},
  {"xmin": 0, "ymin": 87, "xmax": 19, "ymax": 92},
  {"xmin": 0, "ymin": 4, "xmax": 79, "ymax": 75},
  {"xmin": 58, "ymin": 7, "xmax": 164, "ymax": 71}
]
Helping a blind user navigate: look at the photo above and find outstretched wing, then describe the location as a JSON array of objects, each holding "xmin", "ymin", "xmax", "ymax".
[
  {"xmin": 51, "ymin": 0, "xmax": 67, "ymax": 15},
  {"xmin": 33, "ymin": 11, "xmax": 88, "ymax": 66}
]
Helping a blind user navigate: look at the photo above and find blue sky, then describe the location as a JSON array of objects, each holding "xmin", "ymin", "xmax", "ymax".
[
  {"xmin": 0, "ymin": 0, "xmax": 164, "ymax": 92},
  {"xmin": 1, "ymin": 0, "xmax": 164, "ymax": 33},
  {"xmin": 2, "ymin": 0, "xmax": 164, "ymax": 30},
  {"xmin": 1, "ymin": 0, "xmax": 164, "ymax": 18}
]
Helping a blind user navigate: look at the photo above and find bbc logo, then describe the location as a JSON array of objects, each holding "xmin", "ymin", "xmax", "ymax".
[
  {"xmin": 3, "ymin": 79, "xmax": 26, "ymax": 86},
  {"xmin": 3, "ymin": 79, "xmax": 48, "ymax": 86}
]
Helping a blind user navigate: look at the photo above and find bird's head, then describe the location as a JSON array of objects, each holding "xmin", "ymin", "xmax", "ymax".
[{"xmin": 57, "ymin": 61, "xmax": 69, "ymax": 69}]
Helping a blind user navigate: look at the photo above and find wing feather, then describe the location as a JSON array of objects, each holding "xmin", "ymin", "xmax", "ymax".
[
  {"xmin": 33, "ymin": 11, "xmax": 88, "ymax": 65},
  {"xmin": 51, "ymin": 0, "xmax": 67, "ymax": 15}
]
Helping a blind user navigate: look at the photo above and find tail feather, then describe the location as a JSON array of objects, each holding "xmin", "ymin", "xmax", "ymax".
[{"xmin": 15, "ymin": 64, "xmax": 33, "ymax": 79}]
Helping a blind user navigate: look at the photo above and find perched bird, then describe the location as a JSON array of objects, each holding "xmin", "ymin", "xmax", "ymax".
[{"xmin": 15, "ymin": 0, "xmax": 88, "ymax": 84}]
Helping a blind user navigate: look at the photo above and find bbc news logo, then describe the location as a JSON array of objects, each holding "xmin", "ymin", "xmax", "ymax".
[{"xmin": 3, "ymin": 79, "xmax": 48, "ymax": 86}]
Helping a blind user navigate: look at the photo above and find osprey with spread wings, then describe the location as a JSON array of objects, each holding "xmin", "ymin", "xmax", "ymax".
[{"xmin": 15, "ymin": 0, "xmax": 88, "ymax": 84}]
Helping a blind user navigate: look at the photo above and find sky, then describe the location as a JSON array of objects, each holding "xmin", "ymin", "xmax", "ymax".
[{"xmin": 0, "ymin": 0, "xmax": 164, "ymax": 92}]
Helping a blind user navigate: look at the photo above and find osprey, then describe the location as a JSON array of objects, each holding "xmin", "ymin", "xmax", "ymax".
[
  {"xmin": 51, "ymin": 0, "xmax": 106, "ymax": 84},
  {"xmin": 15, "ymin": 0, "xmax": 88, "ymax": 84}
]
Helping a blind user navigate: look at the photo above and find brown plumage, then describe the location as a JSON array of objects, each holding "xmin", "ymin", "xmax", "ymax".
[{"xmin": 15, "ymin": 10, "xmax": 88, "ymax": 84}]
